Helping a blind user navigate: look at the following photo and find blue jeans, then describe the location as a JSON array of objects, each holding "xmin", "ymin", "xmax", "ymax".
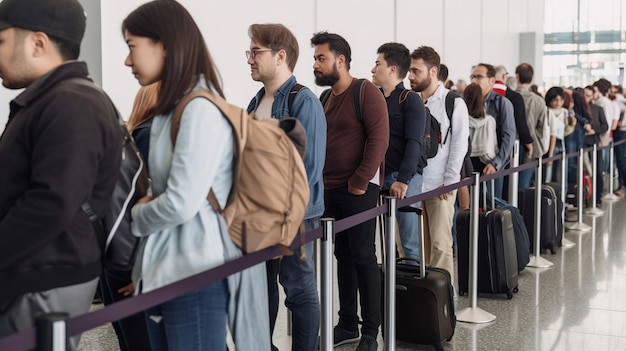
[
  {"xmin": 384, "ymin": 172, "xmax": 423, "ymax": 260},
  {"xmin": 518, "ymin": 146, "xmax": 535, "ymax": 190},
  {"xmin": 267, "ymin": 218, "xmax": 320, "ymax": 351},
  {"xmin": 144, "ymin": 280, "xmax": 229, "ymax": 351}
]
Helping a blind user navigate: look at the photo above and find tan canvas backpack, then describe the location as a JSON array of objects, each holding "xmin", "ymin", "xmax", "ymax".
[{"xmin": 171, "ymin": 90, "xmax": 309, "ymax": 254}]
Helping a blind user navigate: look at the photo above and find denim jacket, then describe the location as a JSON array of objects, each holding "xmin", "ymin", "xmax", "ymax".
[{"xmin": 247, "ymin": 75, "xmax": 327, "ymax": 219}]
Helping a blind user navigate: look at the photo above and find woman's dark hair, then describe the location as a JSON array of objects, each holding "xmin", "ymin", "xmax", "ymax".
[
  {"xmin": 544, "ymin": 86, "xmax": 565, "ymax": 107},
  {"xmin": 122, "ymin": 0, "xmax": 223, "ymax": 116},
  {"xmin": 463, "ymin": 83, "xmax": 485, "ymax": 118}
]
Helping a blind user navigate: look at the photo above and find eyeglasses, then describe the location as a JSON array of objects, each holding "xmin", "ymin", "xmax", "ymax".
[
  {"xmin": 469, "ymin": 74, "xmax": 488, "ymax": 80},
  {"xmin": 245, "ymin": 48, "xmax": 273, "ymax": 60}
]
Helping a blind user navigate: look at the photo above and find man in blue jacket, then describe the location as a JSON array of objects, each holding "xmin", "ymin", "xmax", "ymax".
[
  {"xmin": 0, "ymin": 0, "xmax": 122, "ymax": 349},
  {"xmin": 246, "ymin": 23, "xmax": 327, "ymax": 351}
]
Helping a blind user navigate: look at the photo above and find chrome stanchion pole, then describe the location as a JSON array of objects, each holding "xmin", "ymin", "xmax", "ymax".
[
  {"xmin": 604, "ymin": 141, "xmax": 620, "ymax": 201},
  {"xmin": 384, "ymin": 196, "xmax": 397, "ymax": 351},
  {"xmin": 509, "ymin": 140, "xmax": 520, "ymax": 207},
  {"xmin": 560, "ymin": 148, "xmax": 575, "ymax": 247},
  {"xmin": 36, "ymin": 313, "xmax": 69, "ymax": 351},
  {"xmin": 528, "ymin": 157, "xmax": 553, "ymax": 268},
  {"xmin": 566, "ymin": 149, "xmax": 591, "ymax": 231},
  {"xmin": 457, "ymin": 172, "xmax": 496, "ymax": 323},
  {"xmin": 320, "ymin": 218, "xmax": 334, "ymax": 351},
  {"xmin": 585, "ymin": 144, "xmax": 604, "ymax": 215}
]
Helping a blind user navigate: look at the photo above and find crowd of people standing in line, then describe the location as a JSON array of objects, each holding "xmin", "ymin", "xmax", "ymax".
[{"xmin": 2, "ymin": 1, "xmax": 626, "ymax": 351}]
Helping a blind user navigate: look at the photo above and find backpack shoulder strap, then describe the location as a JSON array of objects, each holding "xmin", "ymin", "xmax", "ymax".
[
  {"xmin": 399, "ymin": 89, "xmax": 412, "ymax": 104},
  {"xmin": 319, "ymin": 79, "xmax": 366, "ymax": 123},
  {"xmin": 170, "ymin": 90, "xmax": 245, "ymax": 212},
  {"xmin": 353, "ymin": 78, "xmax": 366, "ymax": 123},
  {"xmin": 288, "ymin": 83, "xmax": 305, "ymax": 116},
  {"xmin": 444, "ymin": 90, "xmax": 457, "ymax": 122},
  {"xmin": 319, "ymin": 88, "xmax": 332, "ymax": 107},
  {"xmin": 443, "ymin": 91, "xmax": 458, "ymax": 144}
]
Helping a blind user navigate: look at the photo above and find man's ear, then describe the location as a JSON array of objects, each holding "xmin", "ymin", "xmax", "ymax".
[
  {"xmin": 30, "ymin": 31, "xmax": 51, "ymax": 58},
  {"xmin": 276, "ymin": 49, "xmax": 287, "ymax": 65}
]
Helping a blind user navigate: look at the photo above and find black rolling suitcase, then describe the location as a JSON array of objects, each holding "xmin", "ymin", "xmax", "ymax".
[
  {"xmin": 518, "ymin": 184, "xmax": 561, "ymax": 254},
  {"xmin": 455, "ymin": 206, "xmax": 519, "ymax": 299},
  {"xmin": 491, "ymin": 196, "xmax": 531, "ymax": 272},
  {"xmin": 379, "ymin": 202, "xmax": 455, "ymax": 351}
]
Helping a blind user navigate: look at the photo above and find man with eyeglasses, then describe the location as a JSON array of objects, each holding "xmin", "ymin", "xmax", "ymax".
[
  {"xmin": 246, "ymin": 23, "xmax": 327, "ymax": 351},
  {"xmin": 470, "ymin": 63, "xmax": 516, "ymax": 199},
  {"xmin": 516, "ymin": 63, "xmax": 549, "ymax": 189}
]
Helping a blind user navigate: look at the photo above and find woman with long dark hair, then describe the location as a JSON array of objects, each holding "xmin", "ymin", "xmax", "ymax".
[{"xmin": 123, "ymin": 1, "xmax": 269, "ymax": 349}]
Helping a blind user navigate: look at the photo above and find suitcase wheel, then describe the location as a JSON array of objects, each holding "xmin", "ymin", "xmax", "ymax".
[
  {"xmin": 507, "ymin": 292, "xmax": 513, "ymax": 299},
  {"xmin": 513, "ymin": 286, "xmax": 519, "ymax": 294}
]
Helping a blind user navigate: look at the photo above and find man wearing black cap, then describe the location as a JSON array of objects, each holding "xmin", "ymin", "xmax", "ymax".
[{"xmin": 0, "ymin": 0, "xmax": 122, "ymax": 348}]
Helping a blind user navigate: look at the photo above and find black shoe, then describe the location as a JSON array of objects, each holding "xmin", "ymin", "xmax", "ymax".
[
  {"xmin": 356, "ymin": 335, "xmax": 378, "ymax": 351},
  {"xmin": 333, "ymin": 325, "xmax": 360, "ymax": 347}
]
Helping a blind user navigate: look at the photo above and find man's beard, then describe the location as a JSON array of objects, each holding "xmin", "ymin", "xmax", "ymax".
[
  {"xmin": 315, "ymin": 63, "xmax": 340, "ymax": 87},
  {"xmin": 410, "ymin": 76, "xmax": 431, "ymax": 93}
]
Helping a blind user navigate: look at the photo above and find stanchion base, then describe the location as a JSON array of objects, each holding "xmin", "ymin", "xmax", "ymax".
[
  {"xmin": 561, "ymin": 237, "xmax": 576, "ymax": 248},
  {"xmin": 584, "ymin": 207, "xmax": 605, "ymax": 215},
  {"xmin": 456, "ymin": 307, "xmax": 496, "ymax": 324},
  {"xmin": 565, "ymin": 222, "xmax": 592, "ymax": 231},
  {"xmin": 603, "ymin": 193, "xmax": 620, "ymax": 201},
  {"xmin": 528, "ymin": 255, "xmax": 554, "ymax": 268}
]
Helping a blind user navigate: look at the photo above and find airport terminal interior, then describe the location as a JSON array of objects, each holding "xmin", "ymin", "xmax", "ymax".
[{"xmin": 2, "ymin": 0, "xmax": 626, "ymax": 350}]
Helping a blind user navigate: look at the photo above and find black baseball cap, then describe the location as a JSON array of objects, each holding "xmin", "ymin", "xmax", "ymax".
[{"xmin": 0, "ymin": 0, "xmax": 86, "ymax": 44}]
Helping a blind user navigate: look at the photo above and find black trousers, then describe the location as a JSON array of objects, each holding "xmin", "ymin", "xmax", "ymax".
[
  {"xmin": 323, "ymin": 183, "xmax": 380, "ymax": 338},
  {"xmin": 99, "ymin": 271, "xmax": 151, "ymax": 351}
]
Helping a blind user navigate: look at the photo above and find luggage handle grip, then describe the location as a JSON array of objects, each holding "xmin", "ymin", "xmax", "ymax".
[{"xmin": 396, "ymin": 285, "xmax": 408, "ymax": 291}]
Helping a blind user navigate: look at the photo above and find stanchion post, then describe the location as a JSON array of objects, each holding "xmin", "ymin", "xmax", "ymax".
[
  {"xmin": 604, "ymin": 141, "xmax": 620, "ymax": 201},
  {"xmin": 560, "ymin": 148, "xmax": 575, "ymax": 247},
  {"xmin": 320, "ymin": 218, "xmax": 334, "ymax": 351},
  {"xmin": 384, "ymin": 196, "xmax": 397, "ymax": 351},
  {"xmin": 527, "ymin": 157, "xmax": 553, "ymax": 268},
  {"xmin": 36, "ymin": 312, "xmax": 69, "ymax": 351},
  {"xmin": 585, "ymin": 144, "xmax": 604, "ymax": 215},
  {"xmin": 456, "ymin": 172, "xmax": 496, "ymax": 324},
  {"xmin": 509, "ymin": 140, "xmax": 520, "ymax": 207},
  {"xmin": 566, "ymin": 149, "xmax": 591, "ymax": 231}
]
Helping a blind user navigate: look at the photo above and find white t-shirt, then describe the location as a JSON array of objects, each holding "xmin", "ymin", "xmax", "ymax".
[{"xmin": 549, "ymin": 108, "xmax": 567, "ymax": 140}]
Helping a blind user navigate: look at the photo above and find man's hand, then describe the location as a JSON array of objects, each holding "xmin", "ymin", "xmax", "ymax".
[
  {"xmin": 483, "ymin": 163, "xmax": 497, "ymax": 175},
  {"xmin": 389, "ymin": 181, "xmax": 408, "ymax": 199},
  {"xmin": 136, "ymin": 195, "xmax": 153, "ymax": 204},
  {"xmin": 348, "ymin": 183, "xmax": 366, "ymax": 195},
  {"xmin": 437, "ymin": 184, "xmax": 455, "ymax": 201},
  {"xmin": 118, "ymin": 283, "xmax": 135, "ymax": 296},
  {"xmin": 525, "ymin": 144, "xmax": 533, "ymax": 163}
]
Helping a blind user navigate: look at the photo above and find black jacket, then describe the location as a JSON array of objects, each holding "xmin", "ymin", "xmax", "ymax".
[
  {"xmin": 0, "ymin": 62, "xmax": 122, "ymax": 298},
  {"xmin": 505, "ymin": 89, "xmax": 534, "ymax": 146},
  {"xmin": 586, "ymin": 103, "xmax": 609, "ymax": 146}
]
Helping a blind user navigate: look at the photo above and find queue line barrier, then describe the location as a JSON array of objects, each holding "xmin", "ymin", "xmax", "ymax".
[{"xmin": 2, "ymin": 138, "xmax": 625, "ymax": 351}]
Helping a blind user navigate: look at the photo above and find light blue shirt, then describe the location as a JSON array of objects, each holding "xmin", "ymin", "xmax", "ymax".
[{"xmin": 131, "ymin": 81, "xmax": 233, "ymax": 293}]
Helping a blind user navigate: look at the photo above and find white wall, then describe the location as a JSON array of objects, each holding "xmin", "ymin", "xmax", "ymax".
[{"xmin": 0, "ymin": 0, "xmax": 545, "ymax": 128}]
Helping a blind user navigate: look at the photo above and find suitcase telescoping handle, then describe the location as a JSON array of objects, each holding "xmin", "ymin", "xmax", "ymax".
[
  {"xmin": 397, "ymin": 206, "xmax": 426, "ymax": 279},
  {"xmin": 481, "ymin": 179, "xmax": 496, "ymax": 210}
]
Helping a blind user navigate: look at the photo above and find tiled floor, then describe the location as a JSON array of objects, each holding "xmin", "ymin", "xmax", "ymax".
[{"xmin": 79, "ymin": 197, "xmax": 626, "ymax": 351}]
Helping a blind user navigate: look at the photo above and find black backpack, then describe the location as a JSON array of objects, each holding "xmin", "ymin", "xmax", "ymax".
[
  {"xmin": 70, "ymin": 79, "xmax": 150, "ymax": 278},
  {"xmin": 400, "ymin": 90, "xmax": 459, "ymax": 168}
]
